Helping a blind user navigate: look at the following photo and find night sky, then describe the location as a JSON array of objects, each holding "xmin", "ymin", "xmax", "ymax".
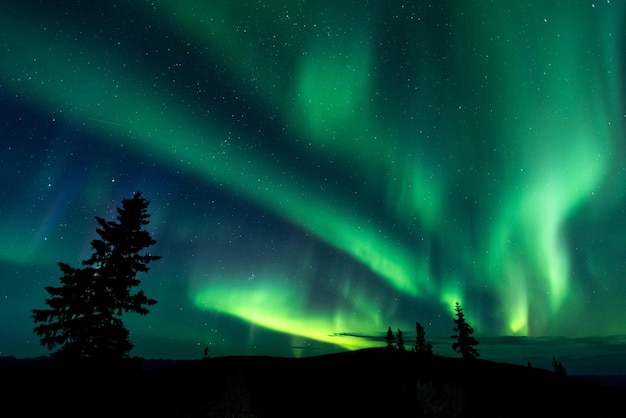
[{"xmin": 2, "ymin": 1, "xmax": 626, "ymax": 375}]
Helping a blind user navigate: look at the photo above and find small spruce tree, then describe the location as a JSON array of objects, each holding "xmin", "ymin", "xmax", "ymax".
[
  {"xmin": 385, "ymin": 326, "xmax": 396, "ymax": 349},
  {"xmin": 396, "ymin": 329, "xmax": 405, "ymax": 351},
  {"xmin": 450, "ymin": 302, "xmax": 479, "ymax": 359},
  {"xmin": 552, "ymin": 357, "xmax": 567, "ymax": 376},
  {"xmin": 415, "ymin": 321, "xmax": 433, "ymax": 354}
]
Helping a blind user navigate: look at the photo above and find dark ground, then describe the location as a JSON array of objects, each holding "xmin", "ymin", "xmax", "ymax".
[{"xmin": 2, "ymin": 348, "xmax": 625, "ymax": 417}]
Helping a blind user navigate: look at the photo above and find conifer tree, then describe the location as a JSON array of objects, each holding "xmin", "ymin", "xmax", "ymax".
[
  {"xmin": 385, "ymin": 326, "xmax": 396, "ymax": 349},
  {"xmin": 396, "ymin": 328, "xmax": 405, "ymax": 351},
  {"xmin": 415, "ymin": 321, "xmax": 433, "ymax": 354},
  {"xmin": 450, "ymin": 302, "xmax": 479, "ymax": 359},
  {"xmin": 552, "ymin": 357, "xmax": 567, "ymax": 376},
  {"xmin": 32, "ymin": 192, "xmax": 161, "ymax": 359}
]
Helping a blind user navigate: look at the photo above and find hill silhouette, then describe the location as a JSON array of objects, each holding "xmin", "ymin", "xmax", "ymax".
[{"xmin": 2, "ymin": 348, "xmax": 624, "ymax": 417}]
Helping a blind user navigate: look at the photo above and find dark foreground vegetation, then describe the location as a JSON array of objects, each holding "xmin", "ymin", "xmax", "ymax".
[{"xmin": 3, "ymin": 348, "xmax": 625, "ymax": 418}]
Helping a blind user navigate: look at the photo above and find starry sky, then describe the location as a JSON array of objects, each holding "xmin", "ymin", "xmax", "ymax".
[{"xmin": 2, "ymin": 1, "xmax": 626, "ymax": 375}]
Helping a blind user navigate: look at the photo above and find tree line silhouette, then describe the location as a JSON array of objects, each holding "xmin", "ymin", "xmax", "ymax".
[
  {"xmin": 384, "ymin": 301, "xmax": 479, "ymax": 359},
  {"xmin": 30, "ymin": 191, "xmax": 568, "ymax": 376}
]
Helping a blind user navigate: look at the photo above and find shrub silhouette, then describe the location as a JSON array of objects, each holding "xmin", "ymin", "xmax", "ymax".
[
  {"xmin": 416, "ymin": 380, "xmax": 466, "ymax": 418},
  {"xmin": 32, "ymin": 192, "xmax": 161, "ymax": 360},
  {"xmin": 214, "ymin": 366, "xmax": 255, "ymax": 418}
]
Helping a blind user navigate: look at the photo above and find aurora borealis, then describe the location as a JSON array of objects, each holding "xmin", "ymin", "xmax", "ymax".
[{"xmin": 2, "ymin": 1, "xmax": 626, "ymax": 374}]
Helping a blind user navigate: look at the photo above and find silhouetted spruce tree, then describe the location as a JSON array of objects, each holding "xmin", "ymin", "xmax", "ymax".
[
  {"xmin": 396, "ymin": 329, "xmax": 405, "ymax": 351},
  {"xmin": 552, "ymin": 357, "xmax": 567, "ymax": 376},
  {"xmin": 450, "ymin": 302, "xmax": 479, "ymax": 359},
  {"xmin": 415, "ymin": 321, "xmax": 433, "ymax": 354},
  {"xmin": 32, "ymin": 192, "xmax": 161, "ymax": 360},
  {"xmin": 385, "ymin": 326, "xmax": 396, "ymax": 349}
]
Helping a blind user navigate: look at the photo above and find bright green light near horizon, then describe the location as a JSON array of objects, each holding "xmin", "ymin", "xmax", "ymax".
[
  {"xmin": 501, "ymin": 258, "xmax": 530, "ymax": 335},
  {"xmin": 193, "ymin": 278, "xmax": 381, "ymax": 351}
]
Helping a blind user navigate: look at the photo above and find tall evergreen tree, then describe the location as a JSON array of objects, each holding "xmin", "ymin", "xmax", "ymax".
[
  {"xmin": 396, "ymin": 328, "xmax": 405, "ymax": 351},
  {"xmin": 450, "ymin": 302, "xmax": 479, "ymax": 359},
  {"xmin": 415, "ymin": 321, "xmax": 433, "ymax": 354},
  {"xmin": 385, "ymin": 326, "xmax": 396, "ymax": 349},
  {"xmin": 33, "ymin": 192, "xmax": 161, "ymax": 359}
]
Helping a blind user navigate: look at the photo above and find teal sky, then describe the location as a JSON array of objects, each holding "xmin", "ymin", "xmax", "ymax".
[{"xmin": 1, "ymin": 1, "xmax": 626, "ymax": 375}]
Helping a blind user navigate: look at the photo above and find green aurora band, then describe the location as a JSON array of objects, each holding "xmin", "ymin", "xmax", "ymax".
[{"xmin": 2, "ymin": 1, "xmax": 625, "ymax": 353}]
